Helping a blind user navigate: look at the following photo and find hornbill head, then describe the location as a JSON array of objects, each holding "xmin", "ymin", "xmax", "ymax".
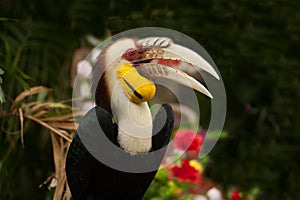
[{"xmin": 92, "ymin": 37, "xmax": 219, "ymax": 154}]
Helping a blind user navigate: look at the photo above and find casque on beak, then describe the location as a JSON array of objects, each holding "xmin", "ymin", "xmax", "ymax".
[{"xmin": 118, "ymin": 37, "xmax": 219, "ymax": 103}]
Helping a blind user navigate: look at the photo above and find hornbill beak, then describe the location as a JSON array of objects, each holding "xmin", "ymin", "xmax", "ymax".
[{"xmin": 118, "ymin": 37, "xmax": 219, "ymax": 103}]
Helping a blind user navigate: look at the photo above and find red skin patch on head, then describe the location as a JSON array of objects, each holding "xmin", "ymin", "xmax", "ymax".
[{"xmin": 122, "ymin": 48, "xmax": 138, "ymax": 61}]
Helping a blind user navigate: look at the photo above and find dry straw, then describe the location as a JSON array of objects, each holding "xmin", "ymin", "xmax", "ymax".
[{"xmin": 1, "ymin": 86, "xmax": 84, "ymax": 200}]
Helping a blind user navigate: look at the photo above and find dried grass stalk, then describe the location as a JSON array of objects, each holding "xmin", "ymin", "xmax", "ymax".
[
  {"xmin": 51, "ymin": 132, "xmax": 67, "ymax": 200},
  {"xmin": 2, "ymin": 86, "xmax": 82, "ymax": 200},
  {"xmin": 25, "ymin": 115, "xmax": 72, "ymax": 142},
  {"xmin": 41, "ymin": 113, "xmax": 77, "ymax": 122},
  {"xmin": 18, "ymin": 108, "xmax": 25, "ymax": 148},
  {"xmin": 10, "ymin": 86, "xmax": 51, "ymax": 111}
]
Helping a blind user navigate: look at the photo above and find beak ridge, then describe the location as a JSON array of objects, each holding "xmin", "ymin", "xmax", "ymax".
[{"xmin": 136, "ymin": 37, "xmax": 220, "ymax": 80}]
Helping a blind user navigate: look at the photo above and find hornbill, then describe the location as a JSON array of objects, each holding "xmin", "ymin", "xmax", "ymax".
[{"xmin": 66, "ymin": 37, "xmax": 219, "ymax": 200}]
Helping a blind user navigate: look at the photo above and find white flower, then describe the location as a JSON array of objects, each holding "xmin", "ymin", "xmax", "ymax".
[
  {"xmin": 77, "ymin": 60, "xmax": 92, "ymax": 78},
  {"xmin": 207, "ymin": 187, "xmax": 222, "ymax": 200},
  {"xmin": 194, "ymin": 195, "xmax": 208, "ymax": 200},
  {"xmin": 80, "ymin": 82, "xmax": 91, "ymax": 98}
]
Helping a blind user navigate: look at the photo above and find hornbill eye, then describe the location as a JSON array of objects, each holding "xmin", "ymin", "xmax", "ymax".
[{"xmin": 122, "ymin": 48, "xmax": 137, "ymax": 61}]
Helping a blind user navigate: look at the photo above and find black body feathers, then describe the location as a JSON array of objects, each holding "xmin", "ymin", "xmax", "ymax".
[{"xmin": 66, "ymin": 104, "xmax": 174, "ymax": 200}]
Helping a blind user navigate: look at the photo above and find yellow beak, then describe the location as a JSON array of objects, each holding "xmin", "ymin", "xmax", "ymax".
[{"xmin": 117, "ymin": 63, "xmax": 156, "ymax": 104}]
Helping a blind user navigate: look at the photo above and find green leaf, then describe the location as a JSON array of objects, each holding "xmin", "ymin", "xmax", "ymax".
[
  {"xmin": 200, "ymin": 156, "xmax": 210, "ymax": 166},
  {"xmin": 36, "ymin": 91, "xmax": 48, "ymax": 101},
  {"xmin": 155, "ymin": 168, "xmax": 169, "ymax": 182},
  {"xmin": 17, "ymin": 68, "xmax": 32, "ymax": 80},
  {"xmin": 0, "ymin": 67, "xmax": 4, "ymax": 102},
  {"xmin": 0, "ymin": 86, "xmax": 5, "ymax": 103},
  {"xmin": 0, "ymin": 17, "xmax": 17, "ymax": 22},
  {"xmin": 16, "ymin": 76, "xmax": 30, "ymax": 90},
  {"xmin": 251, "ymin": 187, "xmax": 261, "ymax": 196}
]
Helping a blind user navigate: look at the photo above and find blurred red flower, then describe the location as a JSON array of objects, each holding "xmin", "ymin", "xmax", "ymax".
[
  {"xmin": 231, "ymin": 190, "xmax": 241, "ymax": 200},
  {"xmin": 171, "ymin": 160, "xmax": 201, "ymax": 183},
  {"xmin": 172, "ymin": 129, "xmax": 203, "ymax": 153}
]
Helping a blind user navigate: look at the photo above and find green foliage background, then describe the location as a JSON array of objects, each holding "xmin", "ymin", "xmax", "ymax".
[{"xmin": 1, "ymin": 0, "xmax": 299, "ymax": 199}]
